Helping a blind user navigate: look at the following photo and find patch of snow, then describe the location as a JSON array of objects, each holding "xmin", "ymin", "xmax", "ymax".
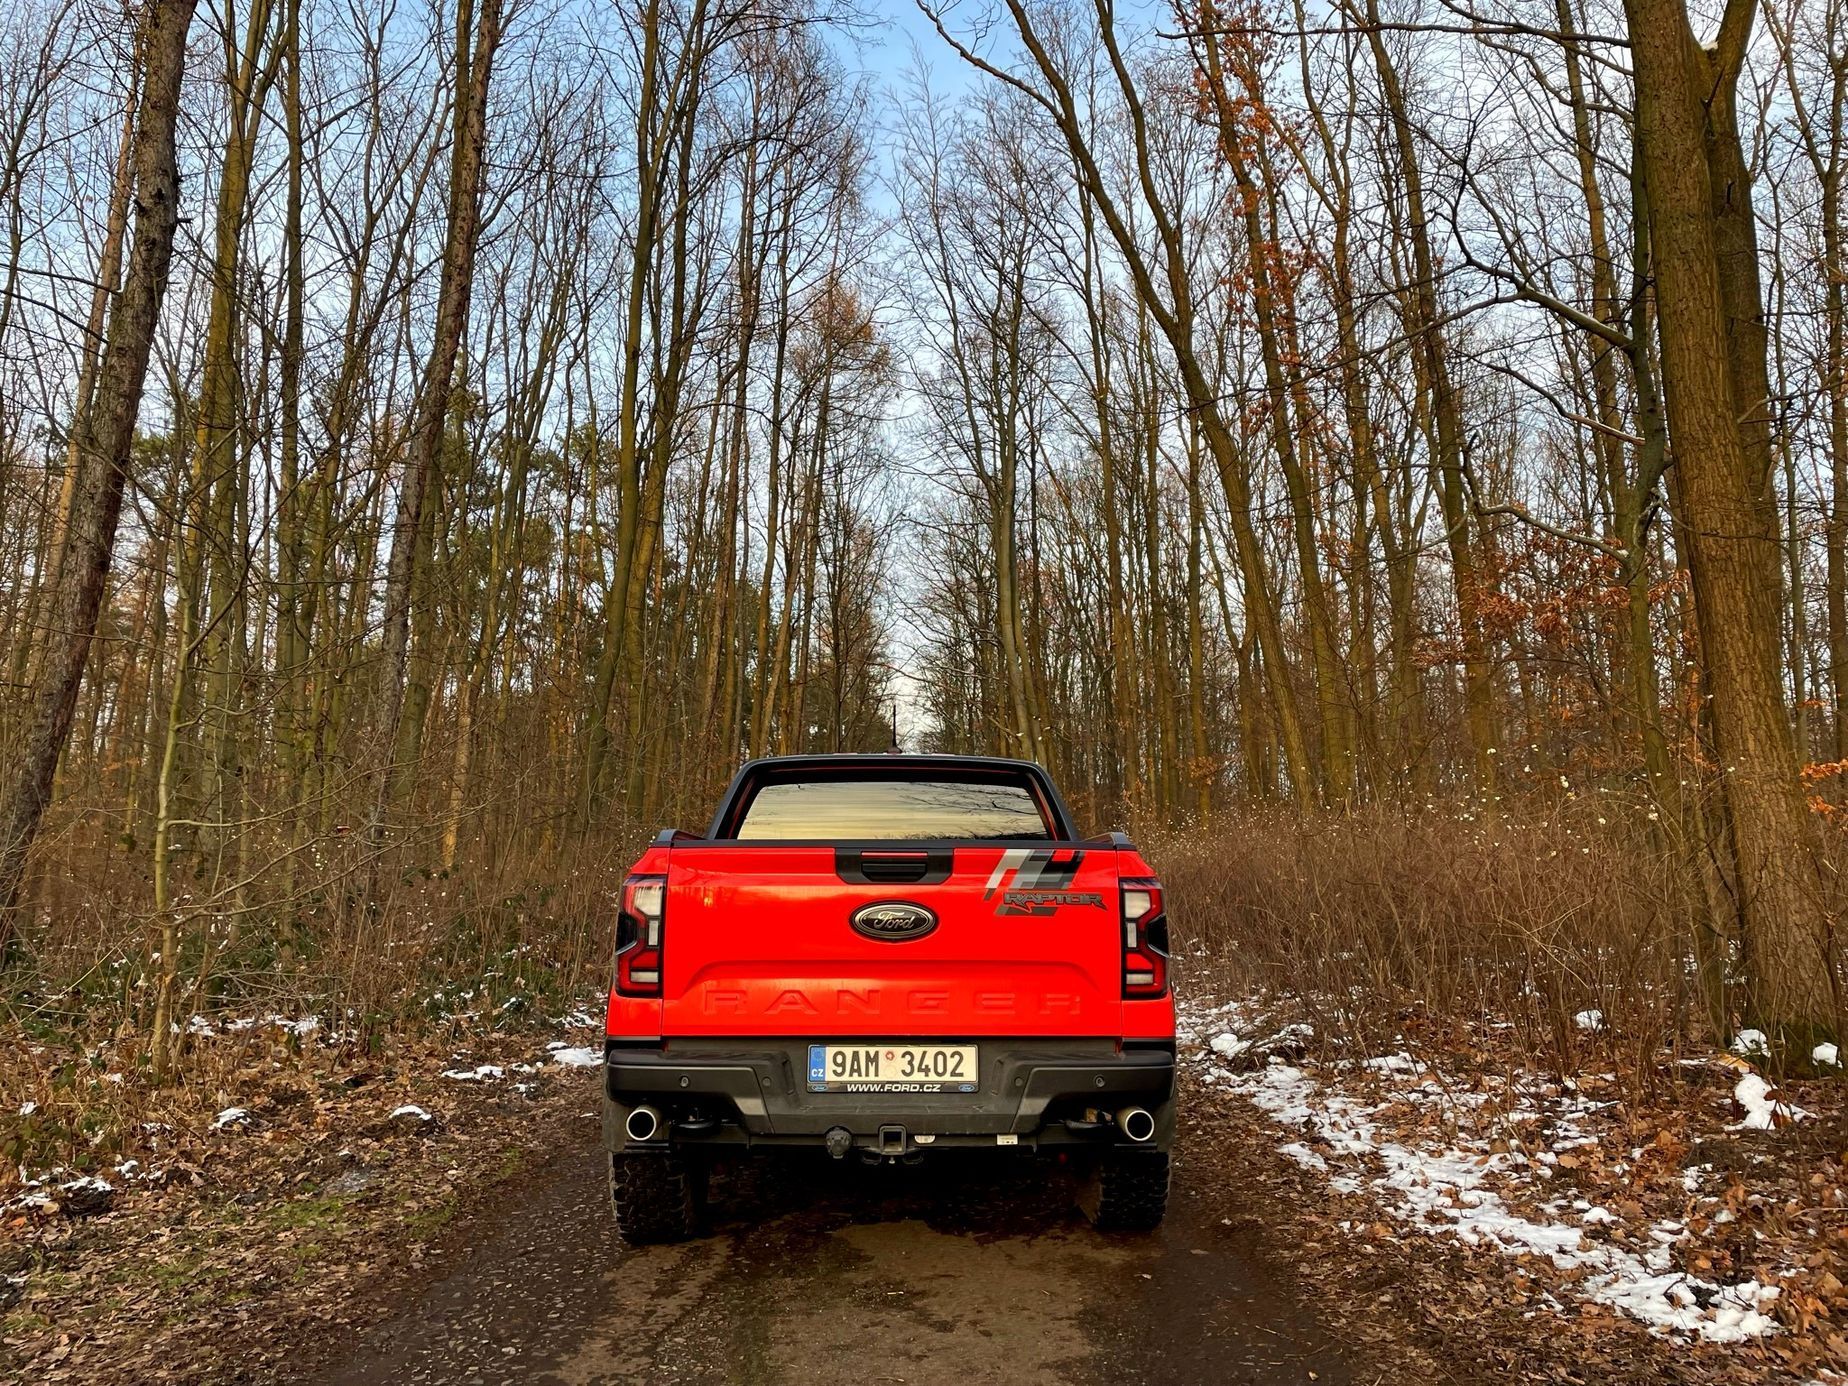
[
  {"xmin": 550, "ymin": 1046, "xmax": 601, "ymax": 1068},
  {"xmin": 1730, "ymin": 1029, "xmax": 1770, "ymax": 1060},
  {"xmin": 59, "ymin": 1175, "xmax": 113, "ymax": 1195},
  {"xmin": 1813, "ymin": 1042, "xmax": 1840, "ymax": 1068},
  {"xmin": 194, "ymin": 1013, "xmax": 322, "ymax": 1039},
  {"xmin": 389, "ymin": 1104, "xmax": 433, "ymax": 1122},
  {"xmin": 1277, "ymin": 1141, "xmax": 1328, "ymax": 1171},
  {"xmin": 1209, "ymin": 1033, "xmax": 1250, "ymax": 1060},
  {"xmin": 1182, "ymin": 1001, "xmax": 1786, "ymax": 1344},
  {"xmin": 1732, "ymin": 1073, "xmax": 1809, "ymax": 1131},
  {"xmin": 18, "ymin": 1101, "xmax": 37, "ymax": 1117},
  {"xmin": 210, "ymin": 1107, "xmax": 250, "ymax": 1130},
  {"xmin": 440, "ymin": 1064, "xmax": 506, "ymax": 1082},
  {"xmin": 242, "ymin": 1014, "xmax": 318, "ymax": 1035},
  {"xmin": 1574, "ymin": 1009, "xmax": 1604, "ymax": 1032},
  {"xmin": 1361, "ymin": 1053, "xmax": 1425, "ymax": 1075},
  {"xmin": 1595, "ymin": 1275, "xmax": 1780, "ymax": 1344}
]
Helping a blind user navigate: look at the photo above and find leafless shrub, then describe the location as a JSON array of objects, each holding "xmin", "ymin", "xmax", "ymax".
[{"xmin": 1154, "ymin": 802, "xmax": 1710, "ymax": 1094}]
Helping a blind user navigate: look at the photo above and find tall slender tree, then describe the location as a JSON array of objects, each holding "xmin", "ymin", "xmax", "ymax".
[{"xmin": 0, "ymin": 0, "xmax": 199, "ymax": 950}]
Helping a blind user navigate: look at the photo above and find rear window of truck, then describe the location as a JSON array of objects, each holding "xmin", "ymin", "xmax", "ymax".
[{"xmin": 730, "ymin": 776, "xmax": 1054, "ymax": 841}]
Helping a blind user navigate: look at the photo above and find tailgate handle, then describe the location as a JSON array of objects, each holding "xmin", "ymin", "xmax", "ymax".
[{"xmin": 835, "ymin": 848, "xmax": 953, "ymax": 886}]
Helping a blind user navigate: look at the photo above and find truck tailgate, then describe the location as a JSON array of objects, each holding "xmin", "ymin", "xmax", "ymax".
[{"xmin": 658, "ymin": 844, "xmax": 1122, "ymax": 1037}]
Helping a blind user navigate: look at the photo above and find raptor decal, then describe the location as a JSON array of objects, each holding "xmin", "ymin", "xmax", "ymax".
[{"xmin": 982, "ymin": 848, "xmax": 1105, "ymax": 916}]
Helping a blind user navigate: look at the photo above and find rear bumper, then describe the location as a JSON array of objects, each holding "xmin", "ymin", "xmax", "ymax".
[{"xmin": 600, "ymin": 1037, "xmax": 1175, "ymax": 1156}]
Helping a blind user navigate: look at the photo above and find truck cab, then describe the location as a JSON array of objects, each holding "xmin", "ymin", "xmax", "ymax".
[{"xmin": 601, "ymin": 755, "xmax": 1175, "ymax": 1242}]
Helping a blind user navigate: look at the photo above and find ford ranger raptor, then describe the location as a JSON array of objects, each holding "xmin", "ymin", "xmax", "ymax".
[{"xmin": 600, "ymin": 754, "xmax": 1175, "ymax": 1242}]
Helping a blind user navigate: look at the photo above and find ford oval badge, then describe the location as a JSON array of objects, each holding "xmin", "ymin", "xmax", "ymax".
[{"xmin": 850, "ymin": 900, "xmax": 938, "ymax": 942}]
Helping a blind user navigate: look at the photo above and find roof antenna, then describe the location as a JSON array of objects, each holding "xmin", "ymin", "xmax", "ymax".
[{"xmin": 887, "ymin": 698, "xmax": 901, "ymax": 754}]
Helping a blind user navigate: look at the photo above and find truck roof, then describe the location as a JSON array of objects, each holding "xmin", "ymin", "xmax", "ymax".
[{"xmin": 732, "ymin": 752, "xmax": 1048, "ymax": 771}]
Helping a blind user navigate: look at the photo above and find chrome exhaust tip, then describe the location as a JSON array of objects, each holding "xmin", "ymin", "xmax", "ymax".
[
  {"xmin": 624, "ymin": 1105, "xmax": 662, "ymax": 1143},
  {"xmin": 1117, "ymin": 1106, "xmax": 1156, "ymax": 1143}
]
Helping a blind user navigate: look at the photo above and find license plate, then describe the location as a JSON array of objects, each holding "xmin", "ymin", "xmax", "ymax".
[{"xmin": 807, "ymin": 1043, "xmax": 979, "ymax": 1093}]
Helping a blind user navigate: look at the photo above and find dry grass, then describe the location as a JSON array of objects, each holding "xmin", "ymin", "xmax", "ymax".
[
  {"xmin": 1152, "ymin": 802, "xmax": 1730, "ymax": 1094},
  {"xmin": 2, "ymin": 830, "xmax": 638, "ymax": 1186}
]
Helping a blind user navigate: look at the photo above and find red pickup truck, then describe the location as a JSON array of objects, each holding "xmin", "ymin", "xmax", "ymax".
[{"xmin": 601, "ymin": 754, "xmax": 1175, "ymax": 1242}]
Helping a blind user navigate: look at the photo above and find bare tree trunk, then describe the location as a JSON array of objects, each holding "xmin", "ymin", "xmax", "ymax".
[
  {"xmin": 1626, "ymin": 0, "xmax": 1837, "ymax": 1037},
  {"xmin": 366, "ymin": 0, "xmax": 505, "ymax": 857},
  {"xmin": 0, "ymin": 0, "xmax": 198, "ymax": 949},
  {"xmin": 1076, "ymin": 181, "xmax": 1132, "ymax": 815},
  {"xmin": 1184, "ymin": 415, "xmax": 1212, "ymax": 823},
  {"xmin": 274, "ymin": 0, "xmax": 309, "ymax": 816},
  {"xmin": 584, "ymin": 0, "xmax": 684, "ymax": 810},
  {"xmin": 943, "ymin": 0, "xmax": 1317, "ymax": 804},
  {"xmin": 35, "ymin": 40, "xmax": 141, "ymax": 628},
  {"xmin": 1354, "ymin": 0, "xmax": 1498, "ymax": 798},
  {"xmin": 1194, "ymin": 21, "xmax": 1351, "ymax": 802},
  {"xmin": 1767, "ymin": 0, "xmax": 1848, "ymax": 758}
]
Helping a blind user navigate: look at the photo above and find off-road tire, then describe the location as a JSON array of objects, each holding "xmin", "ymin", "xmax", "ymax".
[
  {"xmin": 1077, "ymin": 1150, "xmax": 1170, "ymax": 1231},
  {"xmin": 609, "ymin": 1150, "xmax": 706, "ymax": 1245}
]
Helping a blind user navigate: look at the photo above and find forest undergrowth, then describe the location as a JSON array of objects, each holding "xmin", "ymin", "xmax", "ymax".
[
  {"xmin": 7, "ymin": 796, "xmax": 1839, "ymax": 1185},
  {"xmin": 4, "ymin": 800, "xmax": 1846, "ymax": 1382}
]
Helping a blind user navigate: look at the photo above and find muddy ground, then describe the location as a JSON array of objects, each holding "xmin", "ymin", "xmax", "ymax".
[
  {"xmin": 300, "ymin": 1141, "xmax": 1363, "ymax": 1386},
  {"xmin": 15, "ymin": 1052, "xmax": 1751, "ymax": 1386}
]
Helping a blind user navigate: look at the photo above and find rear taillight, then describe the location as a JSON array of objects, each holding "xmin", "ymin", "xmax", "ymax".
[
  {"xmin": 615, "ymin": 874, "xmax": 665, "ymax": 997},
  {"xmin": 1120, "ymin": 877, "xmax": 1168, "ymax": 999}
]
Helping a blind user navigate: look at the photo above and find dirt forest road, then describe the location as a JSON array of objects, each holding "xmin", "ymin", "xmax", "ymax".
[{"xmin": 301, "ymin": 1141, "xmax": 1366, "ymax": 1386}]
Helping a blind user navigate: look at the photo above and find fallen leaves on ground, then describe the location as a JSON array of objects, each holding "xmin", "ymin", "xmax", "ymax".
[
  {"xmin": 1181, "ymin": 993, "xmax": 1848, "ymax": 1384},
  {"xmin": 2, "ymin": 1015, "xmax": 603, "ymax": 1385}
]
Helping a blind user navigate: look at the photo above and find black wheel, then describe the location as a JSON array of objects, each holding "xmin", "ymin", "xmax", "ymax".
[
  {"xmin": 1077, "ymin": 1150, "xmax": 1170, "ymax": 1231},
  {"xmin": 609, "ymin": 1150, "xmax": 706, "ymax": 1245}
]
